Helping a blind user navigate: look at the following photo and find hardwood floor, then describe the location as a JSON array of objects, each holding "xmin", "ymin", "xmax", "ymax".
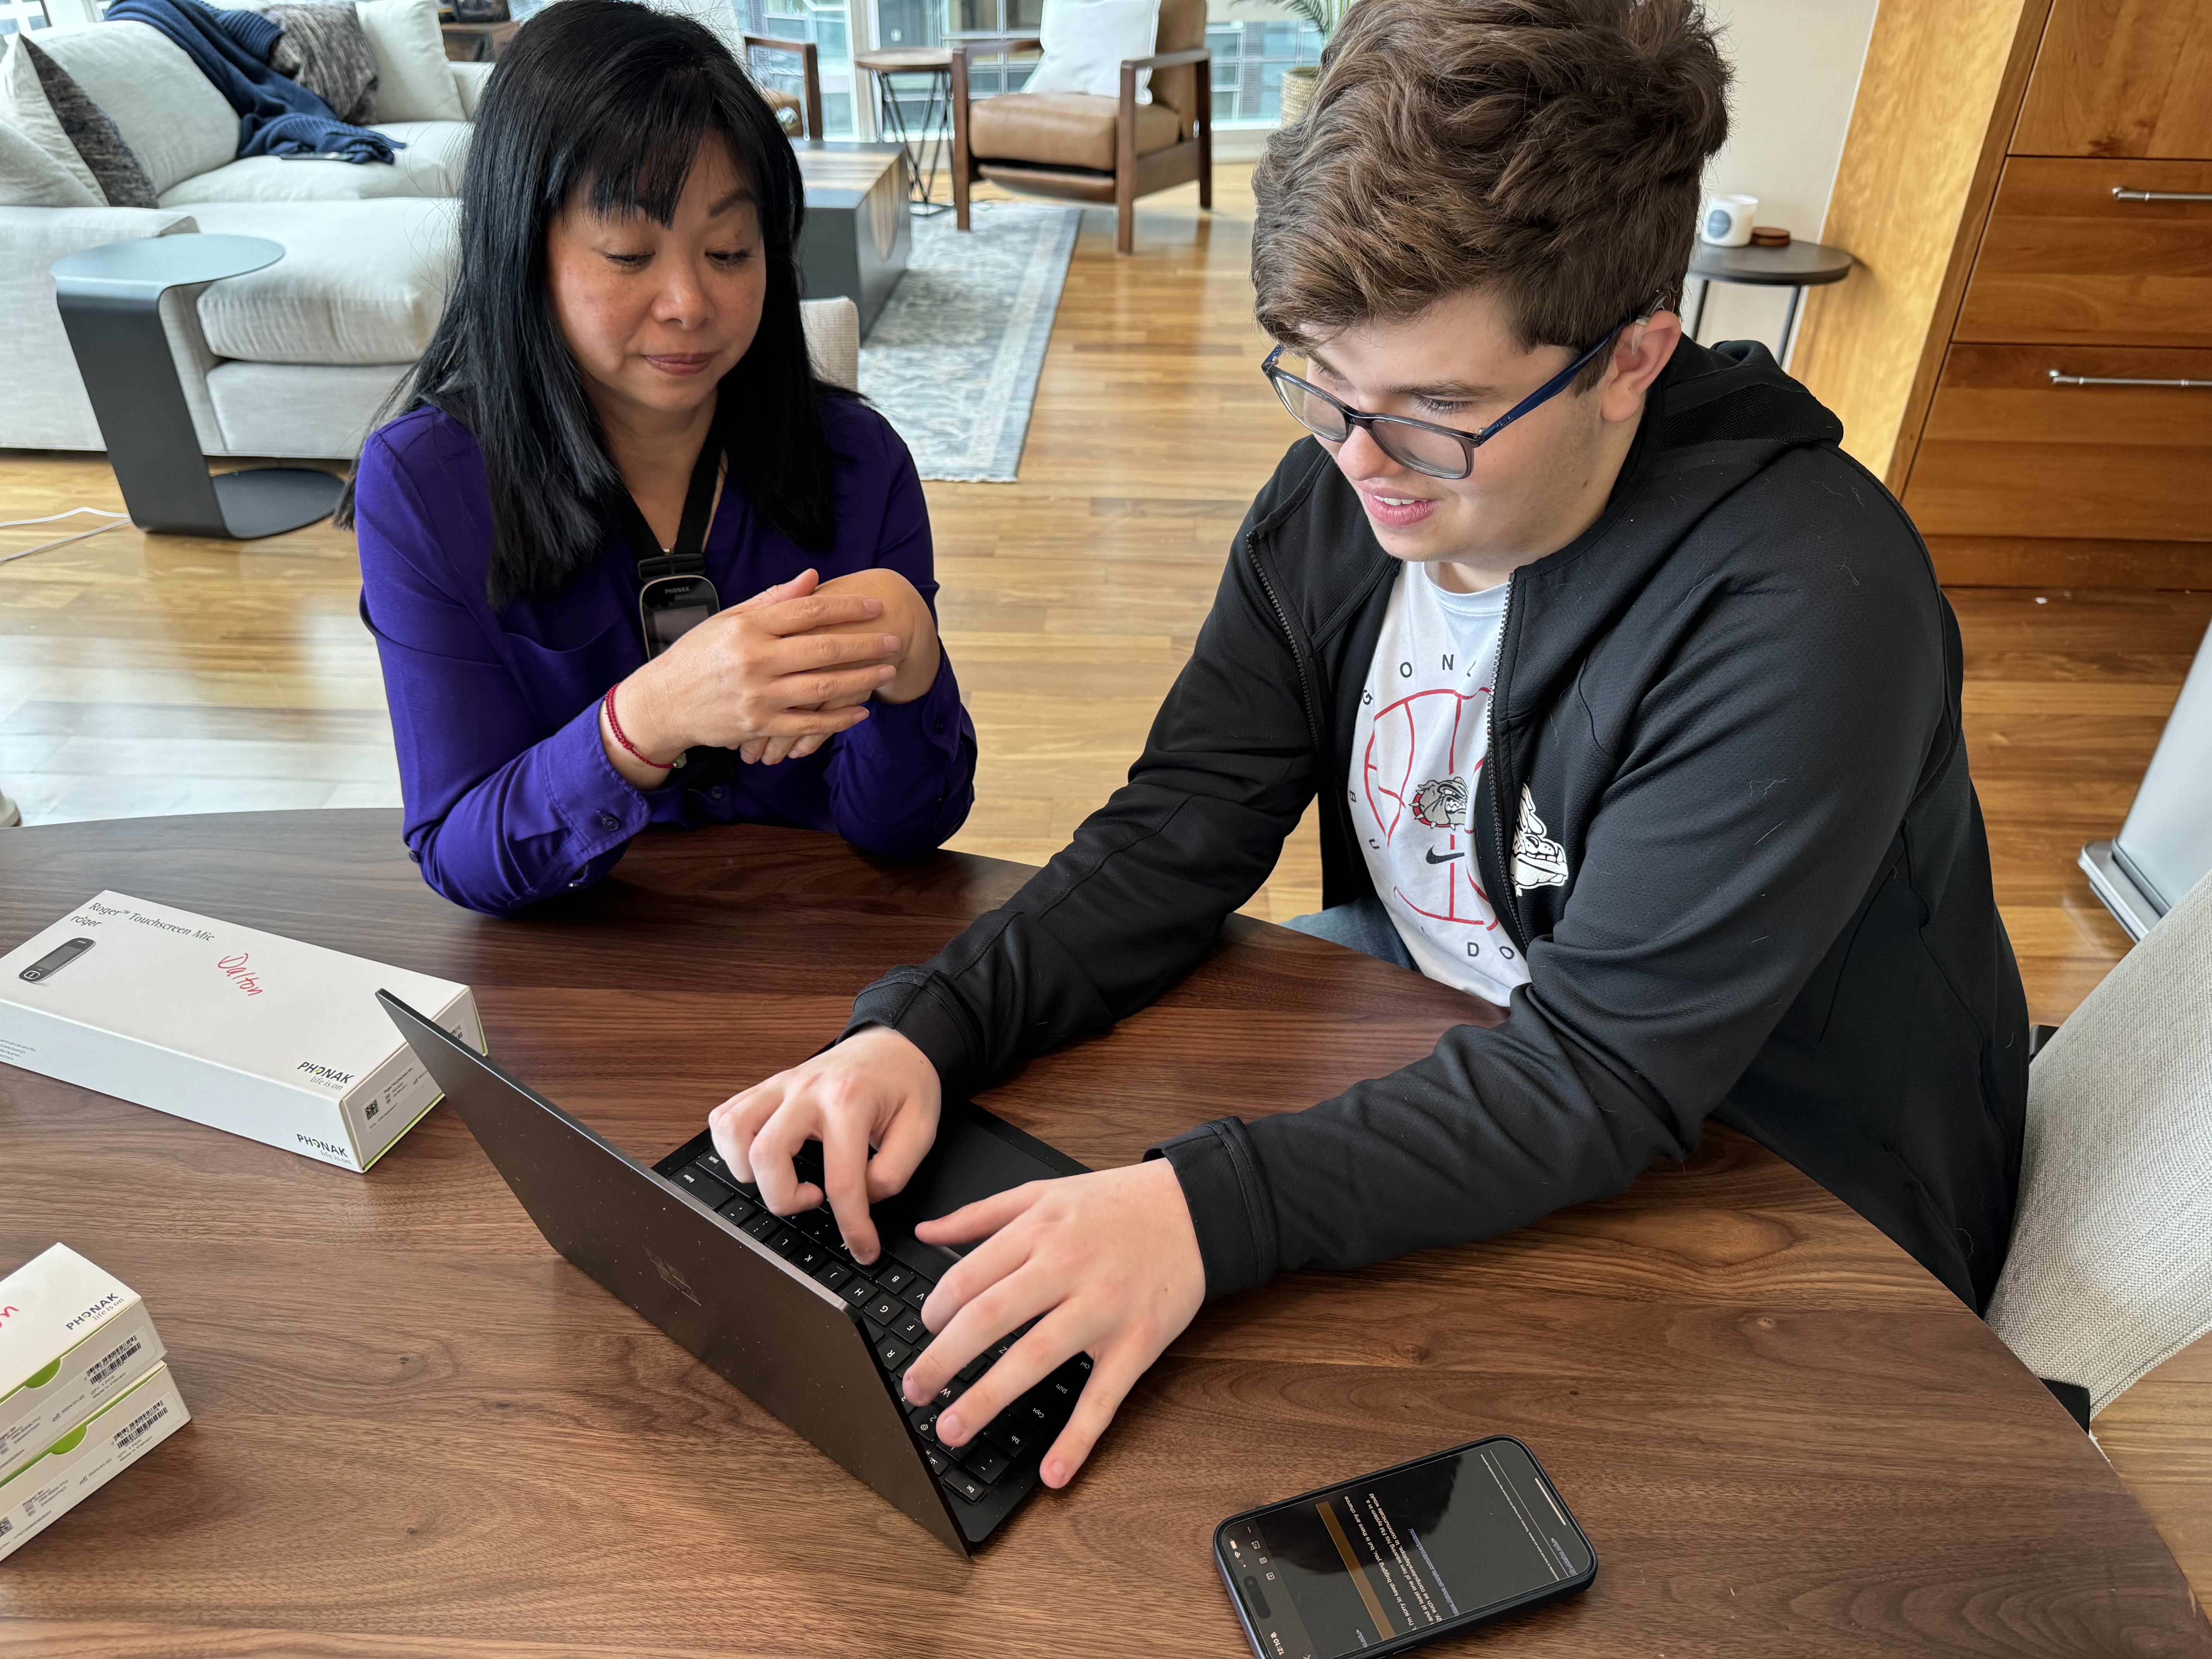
[{"xmin": 3, "ymin": 164, "xmax": 2209, "ymax": 1589}]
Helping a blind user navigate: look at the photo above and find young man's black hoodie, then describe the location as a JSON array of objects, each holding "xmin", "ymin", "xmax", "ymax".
[{"xmin": 847, "ymin": 338, "xmax": 2029, "ymax": 1313}]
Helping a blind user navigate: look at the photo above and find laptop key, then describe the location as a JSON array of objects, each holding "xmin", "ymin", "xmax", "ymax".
[
  {"xmin": 765, "ymin": 1228, "xmax": 800, "ymax": 1259},
  {"xmin": 717, "ymin": 1194, "xmax": 758, "ymax": 1225},
  {"xmin": 836, "ymin": 1276, "xmax": 875, "ymax": 1309},
  {"xmin": 876, "ymin": 1335, "xmax": 914, "ymax": 1371},
  {"xmin": 962, "ymin": 1446, "xmax": 1012, "ymax": 1486},
  {"xmin": 740, "ymin": 1212, "xmax": 780, "ymax": 1242},
  {"xmin": 791, "ymin": 1240, "xmax": 834, "ymax": 1275},
  {"xmin": 982, "ymin": 1419, "xmax": 1036, "ymax": 1458},
  {"xmin": 924, "ymin": 1448, "xmax": 949, "ymax": 1476},
  {"xmin": 942, "ymin": 1471, "xmax": 988, "ymax": 1504},
  {"xmin": 891, "ymin": 1311, "xmax": 928, "ymax": 1345},
  {"xmin": 794, "ymin": 1209, "xmax": 840, "ymax": 1244},
  {"xmin": 901, "ymin": 1278, "xmax": 934, "ymax": 1312},
  {"xmin": 864, "ymin": 1291, "xmax": 904, "ymax": 1326},
  {"xmin": 872, "ymin": 1262, "xmax": 915, "ymax": 1295},
  {"xmin": 693, "ymin": 1148, "xmax": 738, "ymax": 1184},
  {"xmin": 675, "ymin": 1165, "xmax": 735, "ymax": 1209},
  {"xmin": 957, "ymin": 1352, "xmax": 991, "ymax": 1385},
  {"xmin": 813, "ymin": 1262, "xmax": 852, "ymax": 1292}
]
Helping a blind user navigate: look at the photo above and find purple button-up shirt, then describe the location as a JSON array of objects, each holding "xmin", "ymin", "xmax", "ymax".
[{"xmin": 354, "ymin": 399, "xmax": 976, "ymax": 916}]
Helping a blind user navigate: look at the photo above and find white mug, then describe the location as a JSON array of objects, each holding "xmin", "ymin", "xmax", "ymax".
[{"xmin": 1701, "ymin": 193, "xmax": 1757, "ymax": 247}]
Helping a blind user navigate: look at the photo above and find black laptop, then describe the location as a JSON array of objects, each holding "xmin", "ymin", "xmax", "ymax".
[{"xmin": 377, "ymin": 991, "xmax": 1090, "ymax": 1556}]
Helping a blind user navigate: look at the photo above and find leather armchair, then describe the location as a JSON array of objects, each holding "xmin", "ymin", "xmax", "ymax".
[
  {"xmin": 745, "ymin": 34, "xmax": 825, "ymax": 139},
  {"xmin": 949, "ymin": 0, "xmax": 1212, "ymax": 255}
]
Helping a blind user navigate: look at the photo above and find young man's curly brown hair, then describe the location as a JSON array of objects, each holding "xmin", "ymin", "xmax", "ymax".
[{"xmin": 1251, "ymin": 0, "xmax": 1731, "ymax": 386}]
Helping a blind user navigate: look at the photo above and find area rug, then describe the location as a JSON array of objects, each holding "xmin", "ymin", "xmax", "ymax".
[{"xmin": 858, "ymin": 200, "xmax": 1082, "ymax": 483}]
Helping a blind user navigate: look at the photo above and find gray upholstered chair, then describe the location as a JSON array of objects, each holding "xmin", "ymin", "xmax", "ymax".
[{"xmin": 1985, "ymin": 868, "xmax": 2212, "ymax": 1420}]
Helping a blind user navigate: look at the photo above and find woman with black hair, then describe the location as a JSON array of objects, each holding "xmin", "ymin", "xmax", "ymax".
[{"xmin": 351, "ymin": 0, "xmax": 975, "ymax": 917}]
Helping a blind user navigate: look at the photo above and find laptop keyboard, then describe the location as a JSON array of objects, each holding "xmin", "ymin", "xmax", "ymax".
[{"xmin": 667, "ymin": 1146, "xmax": 1092, "ymax": 1513}]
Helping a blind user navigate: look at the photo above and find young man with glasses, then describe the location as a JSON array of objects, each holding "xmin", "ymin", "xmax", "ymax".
[{"xmin": 711, "ymin": 0, "xmax": 2028, "ymax": 1492}]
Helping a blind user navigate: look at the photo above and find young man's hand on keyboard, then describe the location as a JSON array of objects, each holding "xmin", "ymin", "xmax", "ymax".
[
  {"xmin": 708, "ymin": 1026, "xmax": 941, "ymax": 1264},
  {"xmin": 900, "ymin": 1160, "xmax": 1205, "ymax": 1488}
]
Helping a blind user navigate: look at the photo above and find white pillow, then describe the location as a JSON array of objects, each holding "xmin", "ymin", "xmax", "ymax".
[
  {"xmin": 0, "ymin": 35, "xmax": 105, "ymax": 201},
  {"xmin": 0, "ymin": 110, "xmax": 100, "ymax": 208},
  {"xmin": 1023, "ymin": 0, "xmax": 1159, "ymax": 103},
  {"xmin": 356, "ymin": 0, "xmax": 463, "ymax": 124}
]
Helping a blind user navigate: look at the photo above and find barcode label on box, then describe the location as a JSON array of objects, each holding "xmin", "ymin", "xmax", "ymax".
[
  {"xmin": 115, "ymin": 1398, "xmax": 168, "ymax": 1452},
  {"xmin": 0, "ymin": 1515, "xmax": 13, "ymax": 1540},
  {"xmin": 89, "ymin": 1334, "xmax": 143, "ymax": 1387}
]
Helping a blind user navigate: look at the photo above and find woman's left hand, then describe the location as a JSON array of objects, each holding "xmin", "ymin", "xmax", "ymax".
[
  {"xmin": 896, "ymin": 1159, "xmax": 1206, "ymax": 1489},
  {"xmin": 741, "ymin": 568, "xmax": 941, "ymax": 765}
]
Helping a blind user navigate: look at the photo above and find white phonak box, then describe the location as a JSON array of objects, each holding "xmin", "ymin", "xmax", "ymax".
[
  {"xmin": 0, "ymin": 1244, "xmax": 165, "ymax": 1484},
  {"xmin": 0, "ymin": 1362, "xmax": 189, "ymax": 1563},
  {"xmin": 0, "ymin": 891, "xmax": 482, "ymax": 1172}
]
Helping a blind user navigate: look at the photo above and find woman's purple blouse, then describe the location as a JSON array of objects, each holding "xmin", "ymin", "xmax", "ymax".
[{"xmin": 354, "ymin": 398, "xmax": 976, "ymax": 916}]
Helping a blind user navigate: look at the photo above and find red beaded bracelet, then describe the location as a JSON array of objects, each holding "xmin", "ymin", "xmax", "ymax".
[{"xmin": 602, "ymin": 685, "xmax": 677, "ymax": 771}]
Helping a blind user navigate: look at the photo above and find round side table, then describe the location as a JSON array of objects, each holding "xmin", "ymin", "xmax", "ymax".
[
  {"xmin": 49, "ymin": 234, "xmax": 345, "ymax": 541},
  {"xmin": 1685, "ymin": 237, "xmax": 1854, "ymax": 362},
  {"xmin": 855, "ymin": 47, "xmax": 955, "ymax": 214}
]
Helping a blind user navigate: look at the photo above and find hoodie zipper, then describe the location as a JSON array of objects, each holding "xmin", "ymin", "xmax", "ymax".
[
  {"xmin": 1248, "ymin": 533, "xmax": 1325, "ymax": 755},
  {"xmin": 1485, "ymin": 573, "xmax": 1527, "ymax": 951}
]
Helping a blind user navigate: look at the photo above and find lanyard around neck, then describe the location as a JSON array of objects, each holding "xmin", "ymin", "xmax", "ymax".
[{"xmin": 610, "ymin": 421, "xmax": 724, "ymax": 583}]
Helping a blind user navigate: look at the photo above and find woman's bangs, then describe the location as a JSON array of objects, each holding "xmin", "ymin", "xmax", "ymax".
[{"xmin": 566, "ymin": 71, "xmax": 748, "ymax": 229}]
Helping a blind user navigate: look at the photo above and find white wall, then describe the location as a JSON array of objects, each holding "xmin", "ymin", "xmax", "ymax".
[{"xmin": 1693, "ymin": 0, "xmax": 1881, "ymax": 364}]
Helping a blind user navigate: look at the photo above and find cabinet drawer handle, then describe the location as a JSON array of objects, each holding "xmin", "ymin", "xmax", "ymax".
[
  {"xmin": 2048, "ymin": 369, "xmax": 2212, "ymax": 389},
  {"xmin": 2111, "ymin": 186, "xmax": 2212, "ymax": 203}
]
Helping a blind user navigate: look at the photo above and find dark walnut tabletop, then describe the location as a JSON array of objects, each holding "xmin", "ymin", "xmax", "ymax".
[{"xmin": 0, "ymin": 811, "xmax": 2201, "ymax": 1658}]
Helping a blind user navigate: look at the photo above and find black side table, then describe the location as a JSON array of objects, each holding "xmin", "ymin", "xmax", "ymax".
[
  {"xmin": 50, "ymin": 235, "xmax": 345, "ymax": 540},
  {"xmin": 855, "ymin": 48, "xmax": 955, "ymax": 215},
  {"xmin": 1685, "ymin": 238, "xmax": 1854, "ymax": 362}
]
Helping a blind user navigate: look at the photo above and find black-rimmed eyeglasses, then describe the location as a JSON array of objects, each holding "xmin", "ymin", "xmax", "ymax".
[{"xmin": 1261, "ymin": 316, "xmax": 1636, "ymax": 481}]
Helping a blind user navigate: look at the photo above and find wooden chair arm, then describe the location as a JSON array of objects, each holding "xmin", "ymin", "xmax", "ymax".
[
  {"xmin": 742, "ymin": 35, "xmax": 823, "ymax": 139},
  {"xmin": 1121, "ymin": 46, "xmax": 1211, "ymax": 71}
]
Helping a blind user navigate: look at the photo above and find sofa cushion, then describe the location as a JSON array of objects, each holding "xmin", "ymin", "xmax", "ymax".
[
  {"xmin": 33, "ymin": 23, "xmax": 238, "ymax": 197},
  {"xmin": 184, "ymin": 198, "xmax": 453, "ymax": 364},
  {"xmin": 206, "ymin": 359, "xmax": 411, "ymax": 459},
  {"xmin": 1, "ymin": 34, "xmax": 105, "ymax": 202},
  {"xmin": 0, "ymin": 118, "xmax": 100, "ymax": 209},
  {"xmin": 356, "ymin": 0, "xmax": 462, "ymax": 122},
  {"xmin": 967, "ymin": 91, "xmax": 1182, "ymax": 173},
  {"xmin": 160, "ymin": 120, "xmax": 469, "ymax": 204}
]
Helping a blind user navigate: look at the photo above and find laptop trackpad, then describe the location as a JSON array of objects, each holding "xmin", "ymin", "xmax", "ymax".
[{"xmin": 900, "ymin": 1111, "xmax": 1064, "ymax": 1224}]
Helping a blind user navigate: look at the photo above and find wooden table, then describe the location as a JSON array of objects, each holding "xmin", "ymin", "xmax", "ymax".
[
  {"xmin": 854, "ymin": 48, "xmax": 955, "ymax": 212},
  {"xmin": 795, "ymin": 142, "xmax": 911, "ymax": 337},
  {"xmin": 0, "ymin": 811, "xmax": 2203, "ymax": 1657}
]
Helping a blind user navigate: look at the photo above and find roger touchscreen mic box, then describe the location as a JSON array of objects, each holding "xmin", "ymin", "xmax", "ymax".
[
  {"xmin": 0, "ymin": 891, "xmax": 483, "ymax": 1172},
  {"xmin": 0, "ymin": 1244, "xmax": 166, "ymax": 1486}
]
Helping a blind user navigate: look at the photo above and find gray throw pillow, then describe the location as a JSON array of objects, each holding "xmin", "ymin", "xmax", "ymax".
[
  {"xmin": 267, "ymin": 4, "xmax": 381, "ymax": 127},
  {"xmin": 22, "ymin": 39, "xmax": 157, "ymax": 209}
]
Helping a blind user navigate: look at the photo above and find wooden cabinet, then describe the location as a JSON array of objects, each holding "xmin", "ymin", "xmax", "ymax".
[
  {"xmin": 2014, "ymin": 0, "xmax": 2212, "ymax": 158},
  {"xmin": 1958, "ymin": 159, "xmax": 2212, "ymax": 346},
  {"xmin": 1793, "ymin": 0, "xmax": 2212, "ymax": 587}
]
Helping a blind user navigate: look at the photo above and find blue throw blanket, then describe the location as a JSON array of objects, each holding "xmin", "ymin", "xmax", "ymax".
[{"xmin": 105, "ymin": 0, "xmax": 402, "ymax": 163}]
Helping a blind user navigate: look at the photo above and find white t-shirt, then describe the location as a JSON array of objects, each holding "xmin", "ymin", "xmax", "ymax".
[{"xmin": 1349, "ymin": 565, "xmax": 1534, "ymax": 1006}]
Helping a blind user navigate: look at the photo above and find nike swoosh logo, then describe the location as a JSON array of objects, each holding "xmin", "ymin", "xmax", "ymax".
[{"xmin": 1424, "ymin": 848, "xmax": 1464, "ymax": 864}]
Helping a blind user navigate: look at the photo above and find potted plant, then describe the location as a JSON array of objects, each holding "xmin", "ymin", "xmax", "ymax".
[{"xmin": 1243, "ymin": 0, "xmax": 1357, "ymax": 126}]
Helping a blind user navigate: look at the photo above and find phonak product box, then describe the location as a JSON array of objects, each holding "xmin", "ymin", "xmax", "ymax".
[
  {"xmin": 0, "ymin": 1362, "xmax": 188, "ymax": 1563},
  {"xmin": 0, "ymin": 1245, "xmax": 165, "ymax": 1485},
  {"xmin": 0, "ymin": 892, "xmax": 482, "ymax": 1172}
]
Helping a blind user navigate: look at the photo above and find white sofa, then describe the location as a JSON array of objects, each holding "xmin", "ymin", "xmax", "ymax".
[
  {"xmin": 0, "ymin": 12, "xmax": 487, "ymax": 460},
  {"xmin": 3, "ymin": 9, "xmax": 862, "ymax": 465}
]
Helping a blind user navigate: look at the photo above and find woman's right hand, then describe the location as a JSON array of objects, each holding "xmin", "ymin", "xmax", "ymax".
[
  {"xmin": 708, "ymin": 1025, "xmax": 944, "ymax": 1264},
  {"xmin": 603, "ymin": 570, "xmax": 900, "ymax": 781}
]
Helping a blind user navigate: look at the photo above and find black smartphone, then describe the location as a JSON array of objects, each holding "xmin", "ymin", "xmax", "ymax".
[
  {"xmin": 1214, "ymin": 1436, "xmax": 1596, "ymax": 1659},
  {"xmin": 19, "ymin": 936, "xmax": 94, "ymax": 983}
]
